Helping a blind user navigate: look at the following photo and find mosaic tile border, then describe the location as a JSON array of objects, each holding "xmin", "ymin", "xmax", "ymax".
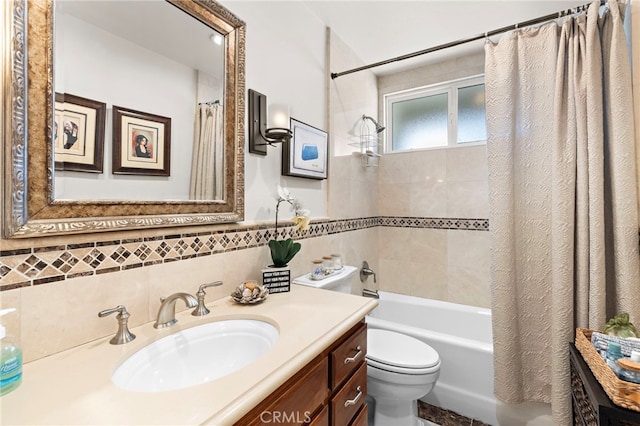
[
  {"xmin": 0, "ymin": 216, "xmax": 488, "ymax": 291},
  {"xmin": 380, "ymin": 216, "xmax": 489, "ymax": 231}
]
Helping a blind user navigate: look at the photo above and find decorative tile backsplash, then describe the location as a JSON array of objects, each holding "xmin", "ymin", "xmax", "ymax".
[
  {"xmin": 379, "ymin": 216, "xmax": 489, "ymax": 231},
  {"xmin": 0, "ymin": 216, "xmax": 488, "ymax": 291}
]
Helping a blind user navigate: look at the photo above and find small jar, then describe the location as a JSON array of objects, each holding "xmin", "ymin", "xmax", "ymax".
[
  {"xmin": 331, "ymin": 254, "xmax": 343, "ymax": 271},
  {"xmin": 322, "ymin": 256, "xmax": 334, "ymax": 274},
  {"xmin": 618, "ymin": 350, "xmax": 640, "ymax": 384},
  {"xmin": 606, "ymin": 342, "xmax": 623, "ymax": 375},
  {"xmin": 310, "ymin": 260, "xmax": 324, "ymax": 281}
]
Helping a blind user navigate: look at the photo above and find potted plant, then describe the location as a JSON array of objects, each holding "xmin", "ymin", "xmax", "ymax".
[
  {"xmin": 262, "ymin": 186, "xmax": 310, "ymax": 293},
  {"xmin": 268, "ymin": 238, "xmax": 301, "ymax": 268}
]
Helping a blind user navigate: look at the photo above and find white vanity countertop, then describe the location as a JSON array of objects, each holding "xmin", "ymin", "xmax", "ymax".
[{"xmin": 0, "ymin": 285, "xmax": 377, "ymax": 425}]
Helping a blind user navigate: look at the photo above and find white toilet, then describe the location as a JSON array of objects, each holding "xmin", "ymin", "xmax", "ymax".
[{"xmin": 293, "ymin": 266, "xmax": 441, "ymax": 426}]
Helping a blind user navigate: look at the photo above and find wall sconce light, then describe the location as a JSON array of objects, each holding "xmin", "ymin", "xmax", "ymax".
[{"xmin": 248, "ymin": 89, "xmax": 293, "ymax": 156}]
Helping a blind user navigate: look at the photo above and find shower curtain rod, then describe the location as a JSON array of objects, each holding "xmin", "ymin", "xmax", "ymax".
[{"xmin": 330, "ymin": 0, "xmax": 606, "ymax": 79}]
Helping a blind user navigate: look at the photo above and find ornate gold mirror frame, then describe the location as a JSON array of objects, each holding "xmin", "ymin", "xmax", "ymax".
[{"xmin": 2, "ymin": 0, "xmax": 245, "ymax": 238}]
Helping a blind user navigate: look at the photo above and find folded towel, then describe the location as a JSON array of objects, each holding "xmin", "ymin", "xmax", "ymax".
[{"xmin": 591, "ymin": 331, "xmax": 640, "ymax": 358}]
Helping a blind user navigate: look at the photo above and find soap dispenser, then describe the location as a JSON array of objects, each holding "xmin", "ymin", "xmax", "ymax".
[{"xmin": 0, "ymin": 308, "xmax": 22, "ymax": 396}]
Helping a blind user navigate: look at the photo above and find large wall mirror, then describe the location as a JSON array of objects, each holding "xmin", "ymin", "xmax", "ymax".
[{"xmin": 3, "ymin": 0, "xmax": 245, "ymax": 238}]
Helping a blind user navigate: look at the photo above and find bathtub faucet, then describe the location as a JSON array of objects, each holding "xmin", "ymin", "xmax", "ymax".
[
  {"xmin": 362, "ymin": 288, "xmax": 379, "ymax": 299},
  {"xmin": 360, "ymin": 261, "xmax": 377, "ymax": 283}
]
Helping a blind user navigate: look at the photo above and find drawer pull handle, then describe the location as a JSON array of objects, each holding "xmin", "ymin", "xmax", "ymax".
[
  {"xmin": 344, "ymin": 346, "xmax": 362, "ymax": 364},
  {"xmin": 344, "ymin": 386, "xmax": 363, "ymax": 407}
]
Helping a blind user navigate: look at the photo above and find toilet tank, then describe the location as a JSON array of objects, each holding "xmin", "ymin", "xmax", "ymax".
[{"xmin": 292, "ymin": 265, "xmax": 358, "ymax": 294}]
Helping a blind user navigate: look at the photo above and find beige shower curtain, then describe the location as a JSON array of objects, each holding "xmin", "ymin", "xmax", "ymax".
[
  {"xmin": 190, "ymin": 103, "xmax": 224, "ymax": 200},
  {"xmin": 485, "ymin": 1, "xmax": 639, "ymax": 424}
]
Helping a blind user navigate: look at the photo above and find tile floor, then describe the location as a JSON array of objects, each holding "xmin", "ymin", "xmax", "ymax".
[
  {"xmin": 417, "ymin": 401, "xmax": 557, "ymax": 426},
  {"xmin": 418, "ymin": 401, "xmax": 491, "ymax": 426}
]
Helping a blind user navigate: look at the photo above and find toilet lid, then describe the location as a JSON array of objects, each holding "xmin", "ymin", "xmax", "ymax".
[{"xmin": 367, "ymin": 329, "xmax": 439, "ymax": 369}]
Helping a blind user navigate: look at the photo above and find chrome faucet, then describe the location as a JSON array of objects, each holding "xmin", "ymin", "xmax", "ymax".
[
  {"xmin": 192, "ymin": 281, "xmax": 223, "ymax": 316},
  {"xmin": 98, "ymin": 305, "xmax": 136, "ymax": 345},
  {"xmin": 154, "ymin": 292, "xmax": 198, "ymax": 329},
  {"xmin": 360, "ymin": 261, "xmax": 377, "ymax": 283}
]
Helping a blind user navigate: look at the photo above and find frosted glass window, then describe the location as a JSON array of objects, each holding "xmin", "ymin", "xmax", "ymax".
[
  {"xmin": 457, "ymin": 84, "xmax": 486, "ymax": 143},
  {"xmin": 392, "ymin": 93, "xmax": 448, "ymax": 151},
  {"xmin": 385, "ymin": 75, "xmax": 486, "ymax": 152}
]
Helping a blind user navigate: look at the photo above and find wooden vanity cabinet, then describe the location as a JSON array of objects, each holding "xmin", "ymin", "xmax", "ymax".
[
  {"xmin": 330, "ymin": 322, "xmax": 367, "ymax": 425},
  {"xmin": 330, "ymin": 363, "xmax": 367, "ymax": 425},
  {"xmin": 308, "ymin": 406, "xmax": 329, "ymax": 426},
  {"xmin": 236, "ymin": 321, "xmax": 368, "ymax": 426}
]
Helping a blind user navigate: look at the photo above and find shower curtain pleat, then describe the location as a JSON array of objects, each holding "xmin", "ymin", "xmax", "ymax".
[
  {"xmin": 485, "ymin": 1, "xmax": 639, "ymax": 424},
  {"xmin": 190, "ymin": 104, "xmax": 223, "ymax": 200}
]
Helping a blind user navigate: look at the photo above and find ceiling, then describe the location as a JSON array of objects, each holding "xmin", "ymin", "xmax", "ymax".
[
  {"xmin": 59, "ymin": 0, "xmax": 594, "ymax": 79},
  {"xmin": 57, "ymin": 1, "xmax": 224, "ymax": 77},
  {"xmin": 302, "ymin": 0, "xmax": 591, "ymax": 76}
]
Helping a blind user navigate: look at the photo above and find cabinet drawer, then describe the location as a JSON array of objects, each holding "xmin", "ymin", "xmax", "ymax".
[
  {"xmin": 331, "ymin": 362, "xmax": 367, "ymax": 426},
  {"xmin": 247, "ymin": 357, "xmax": 329, "ymax": 426},
  {"xmin": 308, "ymin": 405, "xmax": 329, "ymax": 426},
  {"xmin": 350, "ymin": 404, "xmax": 368, "ymax": 426},
  {"xmin": 331, "ymin": 322, "xmax": 367, "ymax": 389}
]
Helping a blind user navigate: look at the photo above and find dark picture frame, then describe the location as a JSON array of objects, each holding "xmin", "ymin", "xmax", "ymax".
[
  {"xmin": 112, "ymin": 106, "xmax": 171, "ymax": 176},
  {"xmin": 54, "ymin": 93, "xmax": 106, "ymax": 173},
  {"xmin": 282, "ymin": 118, "xmax": 328, "ymax": 180}
]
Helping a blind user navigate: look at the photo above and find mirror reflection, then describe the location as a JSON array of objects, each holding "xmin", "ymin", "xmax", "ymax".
[{"xmin": 53, "ymin": 0, "xmax": 225, "ymax": 201}]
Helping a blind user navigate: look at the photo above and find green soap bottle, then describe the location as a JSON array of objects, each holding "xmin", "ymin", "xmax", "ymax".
[{"xmin": 0, "ymin": 308, "xmax": 22, "ymax": 396}]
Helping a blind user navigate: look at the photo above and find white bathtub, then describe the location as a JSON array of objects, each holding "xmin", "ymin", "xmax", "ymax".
[{"xmin": 366, "ymin": 291, "xmax": 495, "ymax": 424}]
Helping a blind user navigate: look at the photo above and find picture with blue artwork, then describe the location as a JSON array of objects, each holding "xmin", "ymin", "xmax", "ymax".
[{"xmin": 282, "ymin": 118, "xmax": 328, "ymax": 179}]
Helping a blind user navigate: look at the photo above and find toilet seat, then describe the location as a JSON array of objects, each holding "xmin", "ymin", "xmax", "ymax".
[{"xmin": 366, "ymin": 329, "xmax": 440, "ymax": 375}]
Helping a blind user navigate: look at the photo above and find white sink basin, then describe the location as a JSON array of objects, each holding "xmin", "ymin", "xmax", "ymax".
[{"xmin": 112, "ymin": 319, "xmax": 279, "ymax": 392}]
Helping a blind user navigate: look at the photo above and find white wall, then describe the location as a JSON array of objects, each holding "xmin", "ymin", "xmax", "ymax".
[
  {"xmin": 327, "ymin": 30, "xmax": 379, "ymax": 220},
  {"xmin": 54, "ymin": 1, "xmax": 330, "ymax": 219},
  {"xmin": 0, "ymin": 2, "xmax": 351, "ymax": 363},
  {"xmin": 221, "ymin": 1, "xmax": 329, "ymax": 223},
  {"xmin": 53, "ymin": 13, "xmax": 198, "ymax": 200},
  {"xmin": 329, "ymin": 31, "xmax": 379, "ymax": 158}
]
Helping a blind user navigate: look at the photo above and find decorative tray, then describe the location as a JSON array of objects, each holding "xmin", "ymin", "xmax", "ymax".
[
  {"xmin": 309, "ymin": 266, "xmax": 345, "ymax": 281},
  {"xmin": 231, "ymin": 281, "xmax": 269, "ymax": 305},
  {"xmin": 575, "ymin": 327, "xmax": 640, "ymax": 412}
]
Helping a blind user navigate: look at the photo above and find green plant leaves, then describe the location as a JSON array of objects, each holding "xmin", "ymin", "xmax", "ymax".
[{"xmin": 268, "ymin": 238, "xmax": 301, "ymax": 267}]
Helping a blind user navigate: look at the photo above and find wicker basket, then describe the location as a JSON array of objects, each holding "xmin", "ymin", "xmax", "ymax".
[{"xmin": 575, "ymin": 328, "xmax": 640, "ymax": 412}]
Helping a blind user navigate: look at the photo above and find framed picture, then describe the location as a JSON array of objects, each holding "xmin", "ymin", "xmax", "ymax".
[
  {"xmin": 282, "ymin": 118, "xmax": 328, "ymax": 180},
  {"xmin": 112, "ymin": 106, "xmax": 171, "ymax": 176},
  {"xmin": 54, "ymin": 93, "xmax": 106, "ymax": 173}
]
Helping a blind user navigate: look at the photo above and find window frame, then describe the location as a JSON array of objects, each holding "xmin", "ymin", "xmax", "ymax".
[{"xmin": 383, "ymin": 74, "xmax": 486, "ymax": 153}]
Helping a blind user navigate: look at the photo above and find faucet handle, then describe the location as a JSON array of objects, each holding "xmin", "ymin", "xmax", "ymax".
[
  {"xmin": 192, "ymin": 281, "xmax": 223, "ymax": 316},
  {"xmin": 360, "ymin": 261, "xmax": 377, "ymax": 284},
  {"xmin": 98, "ymin": 305, "xmax": 136, "ymax": 345},
  {"xmin": 98, "ymin": 305, "xmax": 127, "ymax": 318},
  {"xmin": 197, "ymin": 281, "xmax": 223, "ymax": 294}
]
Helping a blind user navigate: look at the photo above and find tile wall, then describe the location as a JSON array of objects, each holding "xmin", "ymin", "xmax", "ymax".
[
  {"xmin": 0, "ymin": 213, "xmax": 489, "ymax": 363},
  {"xmin": 374, "ymin": 51, "xmax": 492, "ymax": 307},
  {"xmin": 326, "ymin": 30, "xmax": 490, "ymax": 309},
  {"xmin": 377, "ymin": 146, "xmax": 491, "ymax": 307},
  {"xmin": 0, "ymin": 219, "xmax": 380, "ymax": 363}
]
